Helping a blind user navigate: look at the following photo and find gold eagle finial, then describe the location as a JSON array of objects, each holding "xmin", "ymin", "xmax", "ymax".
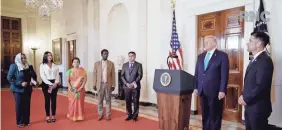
[{"xmin": 171, "ymin": 0, "xmax": 176, "ymax": 9}]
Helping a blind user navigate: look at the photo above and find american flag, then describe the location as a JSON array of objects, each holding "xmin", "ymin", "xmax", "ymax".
[
  {"xmin": 249, "ymin": 0, "xmax": 269, "ymax": 60},
  {"xmin": 168, "ymin": 9, "xmax": 183, "ymax": 70}
]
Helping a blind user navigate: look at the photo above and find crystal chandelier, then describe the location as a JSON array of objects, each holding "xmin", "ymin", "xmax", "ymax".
[{"xmin": 25, "ymin": 0, "xmax": 63, "ymax": 18}]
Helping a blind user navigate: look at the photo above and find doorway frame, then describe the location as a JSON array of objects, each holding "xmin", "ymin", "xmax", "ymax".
[
  {"xmin": 189, "ymin": 0, "xmax": 255, "ymax": 122},
  {"xmin": 1, "ymin": 16, "xmax": 23, "ymax": 87},
  {"xmin": 66, "ymin": 39, "xmax": 76, "ymax": 70}
]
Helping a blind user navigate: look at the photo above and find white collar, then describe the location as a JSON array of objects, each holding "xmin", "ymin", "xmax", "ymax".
[
  {"xmin": 253, "ymin": 50, "xmax": 265, "ymax": 61},
  {"xmin": 207, "ymin": 48, "xmax": 216, "ymax": 54},
  {"xmin": 43, "ymin": 63, "xmax": 56, "ymax": 68}
]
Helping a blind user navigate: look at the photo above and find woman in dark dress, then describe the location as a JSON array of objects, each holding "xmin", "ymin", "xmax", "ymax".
[{"xmin": 7, "ymin": 53, "xmax": 37, "ymax": 128}]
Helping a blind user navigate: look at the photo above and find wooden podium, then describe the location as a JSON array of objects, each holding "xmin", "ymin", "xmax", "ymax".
[{"xmin": 153, "ymin": 69, "xmax": 194, "ymax": 130}]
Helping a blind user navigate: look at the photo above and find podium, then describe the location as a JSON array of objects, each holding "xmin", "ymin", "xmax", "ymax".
[{"xmin": 153, "ymin": 69, "xmax": 194, "ymax": 130}]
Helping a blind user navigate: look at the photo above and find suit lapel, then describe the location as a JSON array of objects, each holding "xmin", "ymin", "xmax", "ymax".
[
  {"xmin": 106, "ymin": 60, "xmax": 110, "ymax": 75},
  {"xmin": 132, "ymin": 62, "xmax": 137, "ymax": 72},
  {"xmin": 125, "ymin": 62, "xmax": 130, "ymax": 73},
  {"xmin": 201, "ymin": 52, "xmax": 206, "ymax": 72},
  {"xmin": 97, "ymin": 61, "xmax": 102, "ymax": 78},
  {"xmin": 244, "ymin": 51, "xmax": 266, "ymax": 80},
  {"xmin": 245, "ymin": 61, "xmax": 253, "ymax": 77},
  {"xmin": 244, "ymin": 60, "xmax": 256, "ymax": 81},
  {"xmin": 205, "ymin": 50, "xmax": 217, "ymax": 72}
]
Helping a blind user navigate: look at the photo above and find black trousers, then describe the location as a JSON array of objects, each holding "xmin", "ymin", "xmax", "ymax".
[
  {"xmin": 200, "ymin": 93, "xmax": 223, "ymax": 130},
  {"xmin": 245, "ymin": 107, "xmax": 270, "ymax": 130},
  {"xmin": 13, "ymin": 90, "xmax": 32, "ymax": 125},
  {"xmin": 124, "ymin": 88, "xmax": 140, "ymax": 119},
  {"xmin": 42, "ymin": 80, "xmax": 58, "ymax": 116}
]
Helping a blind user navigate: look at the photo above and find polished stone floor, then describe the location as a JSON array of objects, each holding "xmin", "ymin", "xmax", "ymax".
[{"xmin": 57, "ymin": 89, "xmax": 245, "ymax": 130}]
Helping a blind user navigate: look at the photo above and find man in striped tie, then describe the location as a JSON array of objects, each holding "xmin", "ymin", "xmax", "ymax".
[{"xmin": 193, "ymin": 35, "xmax": 229, "ymax": 130}]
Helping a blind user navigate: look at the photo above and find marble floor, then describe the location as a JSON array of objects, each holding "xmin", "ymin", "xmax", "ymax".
[{"xmin": 57, "ymin": 89, "xmax": 245, "ymax": 130}]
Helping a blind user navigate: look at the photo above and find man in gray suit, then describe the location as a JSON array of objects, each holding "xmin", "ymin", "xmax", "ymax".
[{"xmin": 121, "ymin": 51, "xmax": 143, "ymax": 122}]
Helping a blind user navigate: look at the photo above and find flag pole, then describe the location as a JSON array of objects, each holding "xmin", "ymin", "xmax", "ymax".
[
  {"xmin": 171, "ymin": 0, "xmax": 178, "ymax": 59},
  {"xmin": 167, "ymin": 0, "xmax": 177, "ymax": 69}
]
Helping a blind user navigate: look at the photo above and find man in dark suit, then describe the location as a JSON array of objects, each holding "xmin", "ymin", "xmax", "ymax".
[
  {"xmin": 238, "ymin": 32, "xmax": 273, "ymax": 130},
  {"xmin": 121, "ymin": 51, "xmax": 143, "ymax": 122},
  {"xmin": 194, "ymin": 35, "xmax": 229, "ymax": 130}
]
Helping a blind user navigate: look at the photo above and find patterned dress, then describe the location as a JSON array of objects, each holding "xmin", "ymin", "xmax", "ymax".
[{"xmin": 66, "ymin": 67, "xmax": 86, "ymax": 121}]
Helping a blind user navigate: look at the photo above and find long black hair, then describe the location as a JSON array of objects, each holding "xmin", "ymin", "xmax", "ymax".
[{"xmin": 42, "ymin": 51, "xmax": 53, "ymax": 64}]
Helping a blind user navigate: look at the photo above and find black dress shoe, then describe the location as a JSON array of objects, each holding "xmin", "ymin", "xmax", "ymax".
[
  {"xmin": 125, "ymin": 116, "xmax": 132, "ymax": 121},
  {"xmin": 17, "ymin": 124, "xmax": 24, "ymax": 128},
  {"xmin": 51, "ymin": 118, "xmax": 56, "ymax": 122},
  {"xmin": 46, "ymin": 119, "xmax": 51, "ymax": 123},
  {"xmin": 132, "ymin": 118, "xmax": 138, "ymax": 122},
  {"xmin": 24, "ymin": 123, "xmax": 31, "ymax": 126},
  {"xmin": 98, "ymin": 115, "xmax": 103, "ymax": 121}
]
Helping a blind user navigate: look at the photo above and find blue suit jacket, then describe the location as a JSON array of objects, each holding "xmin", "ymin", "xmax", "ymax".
[
  {"xmin": 243, "ymin": 52, "xmax": 273, "ymax": 114},
  {"xmin": 194, "ymin": 49, "xmax": 229, "ymax": 97},
  {"xmin": 7, "ymin": 64, "xmax": 37, "ymax": 93}
]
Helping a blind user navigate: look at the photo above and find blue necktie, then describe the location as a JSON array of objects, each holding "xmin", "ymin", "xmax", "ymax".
[
  {"xmin": 204, "ymin": 52, "xmax": 212, "ymax": 70},
  {"xmin": 129, "ymin": 63, "xmax": 133, "ymax": 73}
]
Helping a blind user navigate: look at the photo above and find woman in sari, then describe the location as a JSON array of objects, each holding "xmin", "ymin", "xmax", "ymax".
[{"xmin": 66, "ymin": 57, "xmax": 87, "ymax": 121}]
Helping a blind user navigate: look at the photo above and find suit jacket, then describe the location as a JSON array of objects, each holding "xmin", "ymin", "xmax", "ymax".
[
  {"xmin": 93, "ymin": 60, "xmax": 116, "ymax": 90},
  {"xmin": 121, "ymin": 61, "xmax": 143, "ymax": 89},
  {"xmin": 194, "ymin": 49, "xmax": 229, "ymax": 97},
  {"xmin": 243, "ymin": 51, "xmax": 273, "ymax": 114},
  {"xmin": 7, "ymin": 64, "xmax": 37, "ymax": 93}
]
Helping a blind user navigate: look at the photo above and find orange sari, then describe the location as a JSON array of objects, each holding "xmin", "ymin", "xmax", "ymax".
[{"xmin": 66, "ymin": 67, "xmax": 86, "ymax": 121}]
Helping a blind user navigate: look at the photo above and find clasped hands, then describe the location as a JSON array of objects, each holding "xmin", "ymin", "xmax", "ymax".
[
  {"xmin": 193, "ymin": 89, "xmax": 226, "ymax": 100},
  {"xmin": 48, "ymin": 83, "xmax": 57, "ymax": 93},
  {"xmin": 126, "ymin": 81, "xmax": 137, "ymax": 89}
]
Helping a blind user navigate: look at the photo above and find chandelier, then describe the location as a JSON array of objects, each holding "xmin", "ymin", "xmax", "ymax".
[{"xmin": 25, "ymin": 0, "xmax": 63, "ymax": 18}]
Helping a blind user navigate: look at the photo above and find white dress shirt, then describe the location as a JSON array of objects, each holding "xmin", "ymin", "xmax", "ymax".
[
  {"xmin": 101, "ymin": 60, "xmax": 107, "ymax": 83},
  {"xmin": 129, "ymin": 61, "xmax": 135, "ymax": 67},
  {"xmin": 40, "ymin": 63, "xmax": 60, "ymax": 85},
  {"xmin": 252, "ymin": 50, "xmax": 265, "ymax": 62}
]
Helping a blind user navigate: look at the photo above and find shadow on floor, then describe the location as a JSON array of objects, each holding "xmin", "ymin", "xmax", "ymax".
[{"xmin": 269, "ymin": 125, "xmax": 282, "ymax": 130}]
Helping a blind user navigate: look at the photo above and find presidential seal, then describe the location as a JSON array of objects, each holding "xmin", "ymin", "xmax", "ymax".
[{"xmin": 160, "ymin": 72, "xmax": 171, "ymax": 87}]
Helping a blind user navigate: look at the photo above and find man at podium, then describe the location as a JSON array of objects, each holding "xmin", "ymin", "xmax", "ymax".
[{"xmin": 193, "ymin": 35, "xmax": 229, "ymax": 130}]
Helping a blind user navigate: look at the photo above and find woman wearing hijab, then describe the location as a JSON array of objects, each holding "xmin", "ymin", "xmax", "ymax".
[
  {"xmin": 40, "ymin": 51, "xmax": 60, "ymax": 123},
  {"xmin": 7, "ymin": 53, "xmax": 37, "ymax": 128}
]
